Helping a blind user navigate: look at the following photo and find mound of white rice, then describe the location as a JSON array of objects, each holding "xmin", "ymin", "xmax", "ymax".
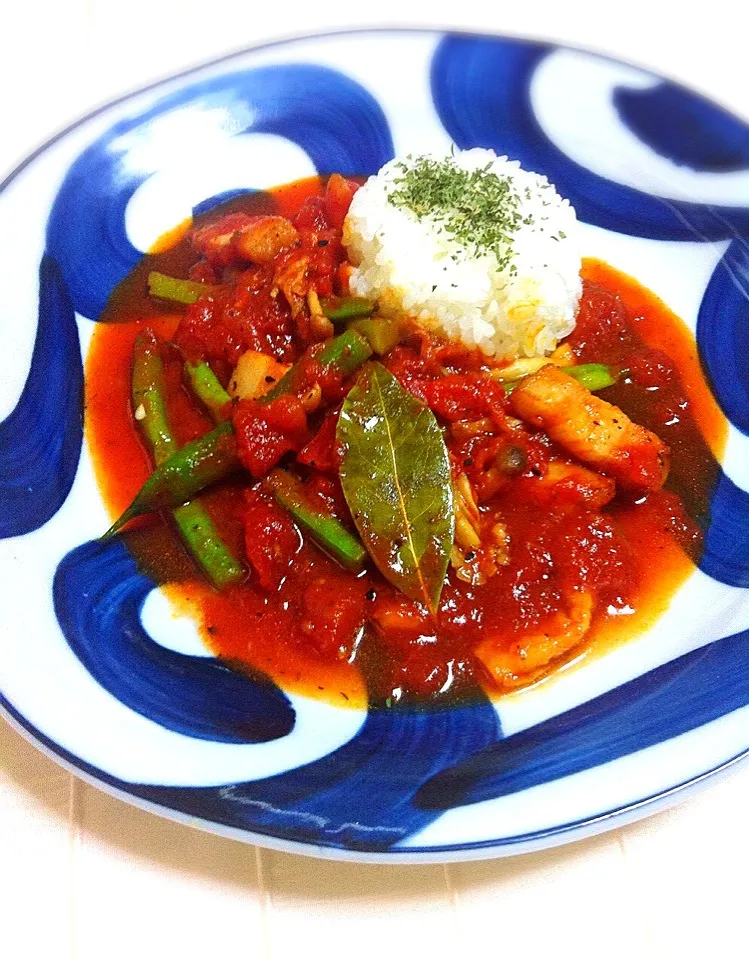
[{"xmin": 343, "ymin": 149, "xmax": 582, "ymax": 359}]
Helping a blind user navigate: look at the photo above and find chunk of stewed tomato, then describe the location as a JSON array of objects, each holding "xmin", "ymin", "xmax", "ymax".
[
  {"xmin": 233, "ymin": 394, "xmax": 309, "ymax": 478},
  {"xmin": 324, "ymin": 174, "xmax": 360, "ymax": 230},
  {"xmin": 243, "ymin": 488, "xmax": 302, "ymax": 591}
]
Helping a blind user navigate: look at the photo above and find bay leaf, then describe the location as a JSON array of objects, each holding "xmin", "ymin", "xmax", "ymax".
[{"xmin": 337, "ymin": 362, "xmax": 455, "ymax": 613}]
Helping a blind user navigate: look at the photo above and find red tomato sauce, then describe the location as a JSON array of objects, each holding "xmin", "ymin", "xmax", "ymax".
[{"xmin": 86, "ymin": 179, "xmax": 727, "ymax": 710}]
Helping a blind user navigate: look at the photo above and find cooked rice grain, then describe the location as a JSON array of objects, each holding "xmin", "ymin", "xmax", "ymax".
[{"xmin": 343, "ymin": 149, "xmax": 582, "ymax": 358}]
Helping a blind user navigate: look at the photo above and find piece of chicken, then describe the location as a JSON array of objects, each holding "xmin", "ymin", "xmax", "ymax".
[
  {"xmin": 519, "ymin": 460, "xmax": 616, "ymax": 510},
  {"xmin": 475, "ymin": 590, "xmax": 594, "ymax": 690},
  {"xmin": 509, "ymin": 364, "xmax": 669, "ymax": 491},
  {"xmin": 191, "ymin": 214, "xmax": 299, "ymax": 268},
  {"xmin": 273, "ymin": 252, "xmax": 309, "ymax": 318}
]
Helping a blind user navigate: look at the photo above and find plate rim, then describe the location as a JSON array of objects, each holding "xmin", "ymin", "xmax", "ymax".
[
  {"xmin": 3, "ymin": 692, "xmax": 748, "ymax": 863},
  {"xmin": 4, "ymin": 24, "xmax": 747, "ymax": 195}
]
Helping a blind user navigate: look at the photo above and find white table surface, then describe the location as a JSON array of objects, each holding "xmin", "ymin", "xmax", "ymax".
[{"xmin": 2, "ymin": 2, "xmax": 748, "ymax": 957}]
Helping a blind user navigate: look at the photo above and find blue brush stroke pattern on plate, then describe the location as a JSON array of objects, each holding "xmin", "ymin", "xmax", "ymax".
[
  {"xmin": 46, "ymin": 64, "xmax": 394, "ymax": 321},
  {"xmin": 430, "ymin": 35, "xmax": 749, "ymax": 240},
  {"xmin": 0, "ymin": 679, "xmax": 500, "ymax": 852},
  {"xmin": 192, "ymin": 189, "xmax": 255, "ymax": 217},
  {"xmin": 614, "ymin": 82, "xmax": 749, "ymax": 172},
  {"xmin": 693, "ymin": 238, "xmax": 749, "ymax": 587},
  {"xmin": 697, "ymin": 239, "xmax": 749, "ymax": 588},
  {"xmin": 699, "ymin": 473, "xmax": 749, "ymax": 589},
  {"xmin": 129, "ymin": 695, "xmax": 501, "ymax": 852},
  {"xmin": 414, "ymin": 626, "xmax": 749, "ymax": 810},
  {"xmin": 697, "ymin": 239, "xmax": 749, "ymax": 436},
  {"xmin": 0, "ymin": 255, "xmax": 82, "ymax": 539},
  {"xmin": 53, "ymin": 537, "xmax": 295, "ymax": 744}
]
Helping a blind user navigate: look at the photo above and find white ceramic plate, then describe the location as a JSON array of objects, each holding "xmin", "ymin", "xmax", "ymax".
[{"xmin": 1, "ymin": 29, "xmax": 748, "ymax": 862}]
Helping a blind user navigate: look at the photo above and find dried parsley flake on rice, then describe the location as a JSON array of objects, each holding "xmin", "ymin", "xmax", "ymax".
[{"xmin": 343, "ymin": 148, "xmax": 582, "ymax": 359}]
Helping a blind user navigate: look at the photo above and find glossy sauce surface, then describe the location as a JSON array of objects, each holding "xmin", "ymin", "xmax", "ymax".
[{"xmin": 86, "ymin": 181, "xmax": 726, "ymax": 709}]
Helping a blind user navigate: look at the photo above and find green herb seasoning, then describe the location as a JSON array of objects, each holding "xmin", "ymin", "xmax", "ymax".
[{"xmin": 387, "ymin": 156, "xmax": 525, "ymax": 269}]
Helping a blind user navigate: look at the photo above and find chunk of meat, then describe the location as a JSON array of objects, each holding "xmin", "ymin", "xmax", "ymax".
[
  {"xmin": 233, "ymin": 216, "xmax": 299, "ymax": 265},
  {"xmin": 371, "ymin": 594, "xmax": 431, "ymax": 635},
  {"xmin": 515, "ymin": 460, "xmax": 616, "ymax": 510},
  {"xmin": 191, "ymin": 213, "xmax": 255, "ymax": 267},
  {"xmin": 509, "ymin": 364, "xmax": 669, "ymax": 491},
  {"xmin": 191, "ymin": 214, "xmax": 298, "ymax": 268},
  {"xmin": 476, "ymin": 590, "xmax": 594, "ymax": 689},
  {"xmin": 273, "ymin": 252, "xmax": 309, "ymax": 318}
]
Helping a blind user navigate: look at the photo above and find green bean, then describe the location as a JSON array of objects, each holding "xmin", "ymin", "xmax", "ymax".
[
  {"xmin": 499, "ymin": 362, "xmax": 620, "ymax": 396},
  {"xmin": 262, "ymin": 329, "xmax": 373, "ymax": 403},
  {"xmin": 184, "ymin": 360, "xmax": 231, "ymax": 422},
  {"xmin": 320, "ymin": 295, "xmax": 374, "ymax": 322},
  {"xmin": 104, "ymin": 421, "xmax": 240, "ymax": 537},
  {"xmin": 268, "ymin": 470, "xmax": 367, "ymax": 573},
  {"xmin": 122, "ymin": 335, "xmax": 243, "ymax": 586},
  {"xmin": 148, "ymin": 271, "xmax": 219, "ymax": 305},
  {"xmin": 168, "ymin": 500, "xmax": 244, "ymax": 588},
  {"xmin": 107, "ymin": 331, "xmax": 374, "ymax": 540},
  {"xmin": 114, "ymin": 334, "xmax": 243, "ymax": 588},
  {"xmin": 566, "ymin": 363, "xmax": 620, "ymax": 392},
  {"xmin": 132, "ymin": 333, "xmax": 178, "ymax": 461},
  {"xmin": 348, "ymin": 316, "xmax": 401, "ymax": 356}
]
